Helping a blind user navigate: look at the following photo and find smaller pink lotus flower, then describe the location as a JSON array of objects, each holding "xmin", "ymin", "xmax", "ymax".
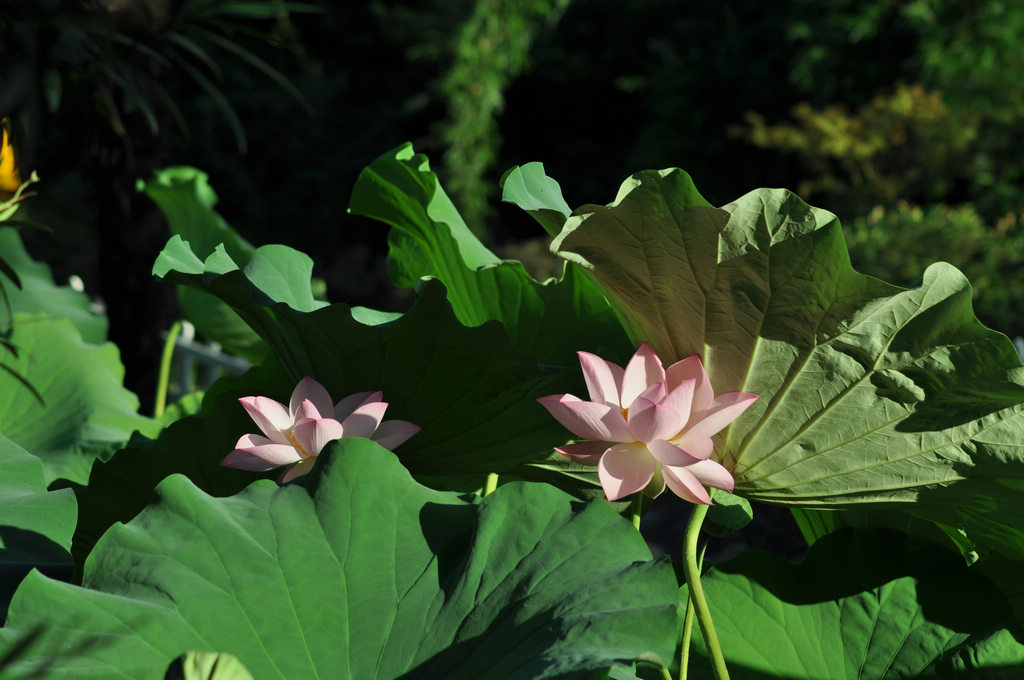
[
  {"xmin": 221, "ymin": 376, "xmax": 420, "ymax": 482},
  {"xmin": 538, "ymin": 343, "xmax": 757, "ymax": 504}
]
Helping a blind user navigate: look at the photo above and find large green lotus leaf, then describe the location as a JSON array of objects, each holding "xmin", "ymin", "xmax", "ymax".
[
  {"xmin": 1, "ymin": 439, "xmax": 679, "ymax": 678},
  {"xmin": 0, "ymin": 228, "xmax": 106, "ymax": 343},
  {"xmin": 0, "ymin": 314, "xmax": 160, "ymax": 485},
  {"xmin": 138, "ymin": 167, "xmax": 266, "ymax": 361},
  {"xmin": 138, "ymin": 167, "xmax": 255, "ymax": 263},
  {"xmin": 349, "ymin": 143, "xmax": 632, "ymax": 366},
  {"xmin": 552, "ymin": 169, "xmax": 1024, "ymax": 558},
  {"xmin": 500, "ymin": 162, "xmax": 574, "ymax": 238},
  {"xmin": 0, "ymin": 434, "xmax": 75, "ymax": 622},
  {"xmin": 153, "ymin": 235, "xmax": 582, "ymax": 478},
  {"xmin": 66, "ymin": 360, "xmax": 293, "ymax": 568},
  {"xmin": 687, "ymin": 529, "xmax": 1020, "ymax": 679},
  {"xmin": 937, "ymin": 628, "xmax": 1024, "ymax": 677}
]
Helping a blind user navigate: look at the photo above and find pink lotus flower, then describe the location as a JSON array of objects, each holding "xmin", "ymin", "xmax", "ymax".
[
  {"xmin": 538, "ymin": 343, "xmax": 757, "ymax": 504},
  {"xmin": 221, "ymin": 376, "xmax": 420, "ymax": 482}
]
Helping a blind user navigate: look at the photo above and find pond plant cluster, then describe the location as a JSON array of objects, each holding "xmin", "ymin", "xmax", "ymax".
[{"xmin": 2, "ymin": 141, "xmax": 1024, "ymax": 678}]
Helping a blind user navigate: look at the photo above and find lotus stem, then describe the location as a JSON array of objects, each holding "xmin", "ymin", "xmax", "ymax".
[
  {"xmin": 679, "ymin": 594, "xmax": 695, "ymax": 680},
  {"xmin": 154, "ymin": 320, "xmax": 181, "ymax": 419},
  {"xmin": 683, "ymin": 503, "xmax": 729, "ymax": 680},
  {"xmin": 679, "ymin": 540, "xmax": 706, "ymax": 680},
  {"xmin": 630, "ymin": 492, "xmax": 644, "ymax": 531},
  {"xmin": 483, "ymin": 472, "xmax": 498, "ymax": 496}
]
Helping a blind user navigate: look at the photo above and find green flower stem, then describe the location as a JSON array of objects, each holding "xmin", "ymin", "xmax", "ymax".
[
  {"xmin": 680, "ymin": 595, "xmax": 695, "ymax": 680},
  {"xmin": 630, "ymin": 492, "xmax": 644, "ymax": 531},
  {"xmin": 154, "ymin": 320, "xmax": 181, "ymax": 419},
  {"xmin": 628, "ymin": 492, "xmax": 674, "ymax": 680},
  {"xmin": 483, "ymin": 472, "xmax": 499, "ymax": 496},
  {"xmin": 683, "ymin": 503, "xmax": 729, "ymax": 680},
  {"xmin": 679, "ymin": 540, "xmax": 707, "ymax": 680}
]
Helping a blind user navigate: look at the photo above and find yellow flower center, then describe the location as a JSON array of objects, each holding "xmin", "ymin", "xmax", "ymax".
[{"xmin": 285, "ymin": 429, "xmax": 313, "ymax": 458}]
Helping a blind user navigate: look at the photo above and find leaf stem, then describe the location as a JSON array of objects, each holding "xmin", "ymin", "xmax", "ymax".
[
  {"xmin": 154, "ymin": 320, "xmax": 181, "ymax": 419},
  {"xmin": 483, "ymin": 472, "xmax": 498, "ymax": 496},
  {"xmin": 680, "ymin": 594, "xmax": 695, "ymax": 680},
  {"xmin": 683, "ymin": 503, "xmax": 729, "ymax": 680},
  {"xmin": 679, "ymin": 540, "xmax": 707, "ymax": 680},
  {"xmin": 630, "ymin": 492, "xmax": 644, "ymax": 531}
]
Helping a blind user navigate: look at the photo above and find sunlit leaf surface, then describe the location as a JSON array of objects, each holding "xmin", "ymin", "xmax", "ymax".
[
  {"xmin": 350, "ymin": 143, "xmax": 632, "ymax": 366},
  {"xmin": 0, "ymin": 434, "xmax": 75, "ymax": 621},
  {"xmin": 553, "ymin": 169, "xmax": 1024, "ymax": 557},
  {"xmin": 3, "ymin": 439, "xmax": 678, "ymax": 678},
  {"xmin": 690, "ymin": 529, "xmax": 1021, "ymax": 678}
]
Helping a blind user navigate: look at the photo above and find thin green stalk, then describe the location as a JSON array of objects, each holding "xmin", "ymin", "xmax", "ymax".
[
  {"xmin": 680, "ymin": 594, "xmax": 695, "ymax": 680},
  {"xmin": 660, "ymin": 667, "xmax": 673, "ymax": 680},
  {"xmin": 630, "ymin": 492, "xmax": 644, "ymax": 531},
  {"xmin": 154, "ymin": 320, "xmax": 181, "ymax": 419},
  {"xmin": 679, "ymin": 540, "xmax": 707, "ymax": 680},
  {"xmin": 683, "ymin": 504, "xmax": 729, "ymax": 680},
  {"xmin": 483, "ymin": 472, "xmax": 499, "ymax": 496}
]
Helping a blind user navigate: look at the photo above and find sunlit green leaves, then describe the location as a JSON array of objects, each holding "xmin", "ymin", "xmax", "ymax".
[
  {"xmin": 12, "ymin": 145, "xmax": 1024, "ymax": 678},
  {"xmin": 2, "ymin": 439, "xmax": 678, "ymax": 678},
  {"xmin": 153, "ymin": 235, "xmax": 585, "ymax": 481},
  {"xmin": 139, "ymin": 167, "xmax": 255, "ymax": 263},
  {"xmin": 689, "ymin": 530, "xmax": 1021, "ymax": 678},
  {"xmin": 0, "ymin": 314, "xmax": 159, "ymax": 485},
  {"xmin": 552, "ymin": 168, "xmax": 1024, "ymax": 558},
  {"xmin": 66, "ymin": 361, "xmax": 291, "ymax": 568},
  {"xmin": 704, "ymin": 490, "xmax": 753, "ymax": 537},
  {"xmin": 350, "ymin": 143, "xmax": 631, "ymax": 366},
  {"xmin": 140, "ymin": 168, "xmax": 267, "ymax": 361},
  {"xmin": 500, "ymin": 162, "xmax": 573, "ymax": 238},
  {"xmin": 0, "ymin": 435, "xmax": 75, "ymax": 621},
  {"xmin": 0, "ymin": 227, "xmax": 105, "ymax": 343},
  {"xmin": 165, "ymin": 651, "xmax": 254, "ymax": 680}
]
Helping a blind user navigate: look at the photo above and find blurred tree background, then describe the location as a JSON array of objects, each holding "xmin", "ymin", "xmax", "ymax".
[{"xmin": 2, "ymin": 0, "xmax": 1024, "ymax": 410}]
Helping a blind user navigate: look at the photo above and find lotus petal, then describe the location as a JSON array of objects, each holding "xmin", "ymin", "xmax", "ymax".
[
  {"xmin": 292, "ymin": 398, "xmax": 322, "ymax": 423},
  {"xmin": 231, "ymin": 434, "xmax": 304, "ymax": 466},
  {"xmin": 647, "ymin": 439, "xmax": 702, "ymax": 467},
  {"xmin": 371, "ymin": 419, "xmax": 421, "ymax": 450},
  {"xmin": 666, "ymin": 356, "xmax": 714, "ymax": 413},
  {"xmin": 222, "ymin": 445, "xmax": 301, "ymax": 471},
  {"xmin": 578, "ymin": 350, "xmax": 625, "ymax": 407},
  {"xmin": 340, "ymin": 402, "xmax": 389, "ymax": 439},
  {"xmin": 599, "ymin": 442, "xmax": 657, "ymax": 500},
  {"xmin": 334, "ymin": 390, "xmax": 382, "ymax": 421},
  {"xmin": 687, "ymin": 458, "xmax": 735, "ymax": 494},
  {"xmin": 662, "ymin": 465, "xmax": 712, "ymax": 505},
  {"xmin": 672, "ymin": 431, "xmax": 715, "ymax": 461},
  {"xmin": 555, "ymin": 441, "xmax": 611, "ymax": 464},
  {"xmin": 289, "ymin": 377, "xmax": 334, "ymax": 420},
  {"xmin": 627, "ymin": 398, "xmax": 685, "ymax": 443},
  {"xmin": 537, "ymin": 394, "xmax": 633, "ymax": 442},
  {"xmin": 688, "ymin": 392, "xmax": 759, "ymax": 437},
  {"xmin": 278, "ymin": 456, "xmax": 317, "ymax": 482},
  {"xmin": 621, "ymin": 343, "xmax": 665, "ymax": 405},
  {"xmin": 239, "ymin": 396, "xmax": 291, "ymax": 445},
  {"xmin": 662, "ymin": 378, "xmax": 696, "ymax": 429},
  {"xmin": 293, "ymin": 417, "xmax": 345, "ymax": 457}
]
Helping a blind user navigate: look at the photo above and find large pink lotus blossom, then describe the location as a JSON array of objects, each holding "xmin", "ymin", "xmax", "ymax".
[
  {"xmin": 538, "ymin": 343, "xmax": 757, "ymax": 504},
  {"xmin": 221, "ymin": 376, "xmax": 420, "ymax": 482}
]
